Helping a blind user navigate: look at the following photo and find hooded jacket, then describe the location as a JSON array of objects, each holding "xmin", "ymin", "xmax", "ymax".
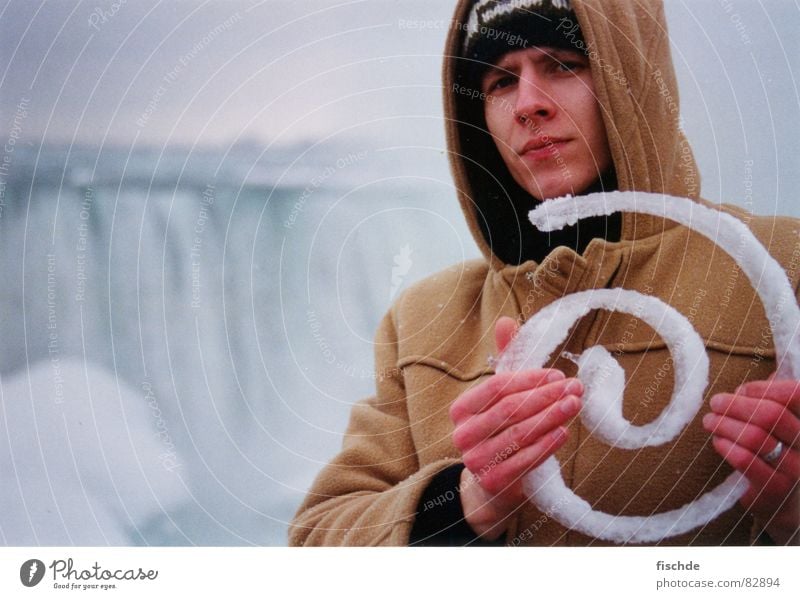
[{"xmin": 289, "ymin": 0, "xmax": 800, "ymax": 546}]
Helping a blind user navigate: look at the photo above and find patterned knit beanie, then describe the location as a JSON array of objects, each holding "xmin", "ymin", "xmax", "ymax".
[{"xmin": 461, "ymin": 0, "xmax": 585, "ymax": 81}]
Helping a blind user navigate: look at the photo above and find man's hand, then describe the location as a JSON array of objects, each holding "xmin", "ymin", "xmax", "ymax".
[
  {"xmin": 703, "ymin": 377, "xmax": 800, "ymax": 544},
  {"xmin": 449, "ymin": 316, "xmax": 583, "ymax": 540}
]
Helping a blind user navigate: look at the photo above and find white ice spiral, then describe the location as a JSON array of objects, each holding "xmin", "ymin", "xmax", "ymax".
[{"xmin": 495, "ymin": 191, "xmax": 800, "ymax": 544}]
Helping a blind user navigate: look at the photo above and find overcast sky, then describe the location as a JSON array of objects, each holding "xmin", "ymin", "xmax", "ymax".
[{"xmin": 1, "ymin": 0, "xmax": 799, "ymax": 210}]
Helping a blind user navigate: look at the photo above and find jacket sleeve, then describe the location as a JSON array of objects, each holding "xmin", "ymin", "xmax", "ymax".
[{"xmin": 288, "ymin": 306, "xmax": 461, "ymax": 546}]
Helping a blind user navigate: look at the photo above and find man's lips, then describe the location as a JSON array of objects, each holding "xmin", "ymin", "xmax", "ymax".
[{"xmin": 519, "ymin": 138, "xmax": 568, "ymax": 160}]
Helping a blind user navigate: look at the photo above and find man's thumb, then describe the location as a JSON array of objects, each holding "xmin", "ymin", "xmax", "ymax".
[{"xmin": 495, "ymin": 317, "xmax": 519, "ymax": 354}]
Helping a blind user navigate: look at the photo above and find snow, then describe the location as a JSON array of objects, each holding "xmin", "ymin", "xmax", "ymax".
[
  {"xmin": 494, "ymin": 191, "xmax": 800, "ymax": 544},
  {"xmin": 524, "ymin": 457, "xmax": 749, "ymax": 544},
  {"xmin": 0, "ymin": 360, "xmax": 189, "ymax": 545},
  {"xmin": 530, "ymin": 191, "xmax": 800, "ymax": 379}
]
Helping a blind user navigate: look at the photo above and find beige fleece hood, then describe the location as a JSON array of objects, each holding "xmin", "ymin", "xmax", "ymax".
[{"xmin": 443, "ymin": 0, "xmax": 701, "ymax": 271}]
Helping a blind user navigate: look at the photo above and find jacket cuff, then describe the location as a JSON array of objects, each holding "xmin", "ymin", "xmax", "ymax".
[{"xmin": 409, "ymin": 463, "xmax": 505, "ymax": 546}]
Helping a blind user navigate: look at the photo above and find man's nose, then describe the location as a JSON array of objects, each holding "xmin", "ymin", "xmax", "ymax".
[{"xmin": 513, "ymin": 72, "xmax": 556, "ymax": 126}]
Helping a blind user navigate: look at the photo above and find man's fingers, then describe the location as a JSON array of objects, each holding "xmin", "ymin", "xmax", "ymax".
[
  {"xmin": 736, "ymin": 379, "xmax": 800, "ymax": 416},
  {"xmin": 703, "ymin": 413, "xmax": 778, "ymax": 456},
  {"xmin": 710, "ymin": 393, "xmax": 800, "ymax": 449},
  {"xmin": 711, "ymin": 436, "xmax": 799, "ymax": 497},
  {"xmin": 704, "ymin": 414, "xmax": 800, "ymax": 478},
  {"xmin": 495, "ymin": 316, "xmax": 519, "ymax": 354},
  {"xmin": 450, "ymin": 369, "xmax": 565, "ymax": 423},
  {"xmin": 453, "ymin": 378, "xmax": 583, "ymax": 448},
  {"xmin": 711, "ymin": 436, "xmax": 800, "ymax": 519},
  {"xmin": 460, "ymin": 394, "xmax": 580, "ymax": 472},
  {"xmin": 475, "ymin": 427, "xmax": 568, "ymax": 496}
]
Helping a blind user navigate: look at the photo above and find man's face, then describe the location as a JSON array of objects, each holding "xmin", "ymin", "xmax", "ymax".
[{"xmin": 480, "ymin": 46, "xmax": 613, "ymax": 202}]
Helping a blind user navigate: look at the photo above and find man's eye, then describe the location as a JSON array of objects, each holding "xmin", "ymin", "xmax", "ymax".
[
  {"xmin": 556, "ymin": 61, "xmax": 583, "ymax": 74},
  {"xmin": 490, "ymin": 75, "xmax": 516, "ymax": 90}
]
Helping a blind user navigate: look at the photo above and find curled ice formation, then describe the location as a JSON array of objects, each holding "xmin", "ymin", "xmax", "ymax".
[{"xmin": 495, "ymin": 191, "xmax": 800, "ymax": 544}]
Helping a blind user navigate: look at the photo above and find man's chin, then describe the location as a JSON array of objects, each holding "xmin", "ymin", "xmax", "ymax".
[
  {"xmin": 527, "ymin": 189, "xmax": 573, "ymax": 203},
  {"xmin": 524, "ymin": 175, "xmax": 613, "ymax": 202},
  {"xmin": 519, "ymin": 178, "xmax": 577, "ymax": 202}
]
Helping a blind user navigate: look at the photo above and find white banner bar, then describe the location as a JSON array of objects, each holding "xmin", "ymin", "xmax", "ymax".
[{"xmin": 1, "ymin": 547, "xmax": 798, "ymax": 598}]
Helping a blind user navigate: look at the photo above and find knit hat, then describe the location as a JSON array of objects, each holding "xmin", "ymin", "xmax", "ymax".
[{"xmin": 461, "ymin": 0, "xmax": 585, "ymax": 81}]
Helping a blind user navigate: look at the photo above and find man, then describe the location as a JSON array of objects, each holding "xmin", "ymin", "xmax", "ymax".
[{"xmin": 290, "ymin": 0, "xmax": 799, "ymax": 546}]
